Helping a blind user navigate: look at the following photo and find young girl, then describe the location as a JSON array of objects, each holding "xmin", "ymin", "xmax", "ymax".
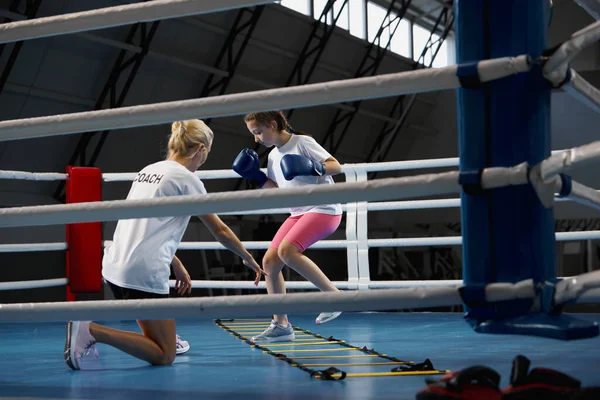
[
  {"xmin": 232, "ymin": 111, "xmax": 343, "ymax": 343},
  {"xmin": 65, "ymin": 119, "xmax": 265, "ymax": 370}
]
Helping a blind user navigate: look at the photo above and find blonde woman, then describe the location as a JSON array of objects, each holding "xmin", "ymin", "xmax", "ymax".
[{"xmin": 65, "ymin": 120, "xmax": 265, "ymax": 370}]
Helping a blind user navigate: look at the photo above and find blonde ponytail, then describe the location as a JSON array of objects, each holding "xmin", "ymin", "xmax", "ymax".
[{"xmin": 168, "ymin": 119, "xmax": 214, "ymax": 158}]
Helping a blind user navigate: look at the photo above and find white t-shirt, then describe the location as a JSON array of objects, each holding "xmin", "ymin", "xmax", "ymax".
[
  {"xmin": 102, "ymin": 160, "xmax": 207, "ymax": 294},
  {"xmin": 267, "ymin": 134, "xmax": 342, "ymax": 216}
]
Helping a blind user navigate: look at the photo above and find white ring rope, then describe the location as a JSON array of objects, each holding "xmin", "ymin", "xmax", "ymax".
[
  {"xmin": 367, "ymin": 199, "xmax": 461, "ymax": 210},
  {"xmin": 0, "ymin": 172, "xmax": 463, "ymax": 228},
  {"xmin": 105, "ymin": 240, "xmax": 350, "ymax": 250},
  {"xmin": 219, "ymin": 207, "xmax": 290, "ymax": 215},
  {"xmin": 169, "ymin": 280, "xmax": 360, "ymax": 290},
  {"xmin": 541, "ymin": 21, "xmax": 600, "ymax": 114},
  {"xmin": 0, "ymin": 278, "xmax": 68, "ymax": 291},
  {"xmin": 543, "ymin": 20, "xmax": 600, "ymax": 80},
  {"xmin": 0, "ymin": 56, "xmax": 531, "ymax": 142},
  {"xmin": 0, "ymin": 283, "xmax": 535, "ymax": 323},
  {"xmin": 563, "ymin": 180, "xmax": 600, "ymax": 212},
  {"xmin": 0, "ymin": 0, "xmax": 273, "ymax": 44},
  {"xmin": 206, "ymin": 198, "xmax": 482, "ymax": 215},
  {"xmin": 0, "ymin": 170, "xmax": 68, "ymax": 181},
  {"xmin": 103, "ymin": 157, "xmax": 461, "ymax": 182},
  {"xmin": 168, "ymin": 231, "xmax": 600, "ymax": 250},
  {"xmin": 555, "ymin": 270, "xmax": 600, "ymax": 304},
  {"xmin": 531, "ymin": 167, "xmax": 600, "ymax": 212},
  {"xmin": 0, "ymin": 150, "xmax": 566, "ymax": 182},
  {"xmin": 561, "ymin": 69, "xmax": 600, "ymax": 114},
  {"xmin": 542, "ymin": 21, "xmax": 600, "ymax": 114},
  {"xmin": 341, "ymin": 158, "xmax": 460, "ymax": 173},
  {"xmin": 527, "ymin": 150, "xmax": 600, "ymax": 212},
  {"xmin": 3, "ymin": 158, "xmax": 462, "ymax": 182},
  {"xmin": 2, "ymin": 277, "xmax": 597, "ymax": 318},
  {"xmin": 541, "ymin": 140, "xmax": 600, "ymax": 180},
  {"xmin": 0, "ymin": 242, "xmax": 67, "ymax": 252},
  {"xmin": 0, "ymin": 163, "xmax": 540, "ymax": 228},
  {"xmin": 9, "ymin": 229, "xmax": 599, "ymax": 256},
  {"xmin": 366, "ymin": 231, "xmax": 600, "ymax": 247},
  {"xmin": 0, "ymin": 159, "xmax": 596, "ymax": 229},
  {"xmin": 172, "ymin": 279, "xmax": 534, "ymax": 290},
  {"xmin": 154, "ymin": 231, "xmax": 600, "ymax": 251}
]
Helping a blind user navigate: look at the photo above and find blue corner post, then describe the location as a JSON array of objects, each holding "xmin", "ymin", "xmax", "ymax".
[{"xmin": 455, "ymin": 0, "xmax": 598, "ymax": 340}]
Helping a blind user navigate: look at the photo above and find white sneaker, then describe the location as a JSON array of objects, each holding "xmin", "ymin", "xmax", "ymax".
[
  {"xmin": 251, "ymin": 320, "xmax": 295, "ymax": 343},
  {"xmin": 176, "ymin": 334, "xmax": 190, "ymax": 355},
  {"xmin": 64, "ymin": 321, "xmax": 98, "ymax": 370},
  {"xmin": 316, "ymin": 311, "xmax": 342, "ymax": 325}
]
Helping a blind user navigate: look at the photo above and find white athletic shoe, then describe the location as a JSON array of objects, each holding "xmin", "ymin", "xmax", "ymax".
[
  {"xmin": 251, "ymin": 320, "xmax": 295, "ymax": 343},
  {"xmin": 64, "ymin": 321, "xmax": 98, "ymax": 370},
  {"xmin": 316, "ymin": 311, "xmax": 342, "ymax": 325},
  {"xmin": 176, "ymin": 334, "xmax": 190, "ymax": 355}
]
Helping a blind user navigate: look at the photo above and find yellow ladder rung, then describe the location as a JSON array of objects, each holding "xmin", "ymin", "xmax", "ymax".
[
  {"xmin": 217, "ymin": 319, "xmax": 271, "ymax": 322},
  {"xmin": 292, "ymin": 354, "xmax": 385, "ymax": 360},
  {"xmin": 230, "ymin": 328, "xmax": 308, "ymax": 332},
  {"xmin": 237, "ymin": 332, "xmax": 312, "ymax": 336},
  {"xmin": 299, "ymin": 362, "xmax": 412, "ymax": 367},
  {"xmin": 227, "ymin": 329, "xmax": 315, "ymax": 334},
  {"xmin": 228, "ymin": 328, "xmax": 286, "ymax": 331},
  {"xmin": 237, "ymin": 334, "xmax": 312, "ymax": 338},
  {"xmin": 234, "ymin": 334, "xmax": 315, "ymax": 337},
  {"xmin": 225, "ymin": 327, "xmax": 311, "ymax": 331},
  {"xmin": 242, "ymin": 338, "xmax": 325, "ymax": 343},
  {"xmin": 345, "ymin": 370, "xmax": 450, "ymax": 378},
  {"xmin": 220, "ymin": 319, "xmax": 271, "ymax": 322},
  {"xmin": 269, "ymin": 347, "xmax": 361, "ymax": 353},
  {"xmin": 238, "ymin": 337, "xmax": 314, "ymax": 342},
  {"xmin": 232, "ymin": 327, "xmax": 310, "ymax": 330},
  {"xmin": 262, "ymin": 341, "xmax": 343, "ymax": 348},
  {"xmin": 314, "ymin": 370, "xmax": 451, "ymax": 379},
  {"xmin": 228, "ymin": 326, "xmax": 268, "ymax": 333},
  {"xmin": 221, "ymin": 325, "xmax": 272, "ymax": 328},
  {"xmin": 222, "ymin": 327, "xmax": 271, "ymax": 330}
]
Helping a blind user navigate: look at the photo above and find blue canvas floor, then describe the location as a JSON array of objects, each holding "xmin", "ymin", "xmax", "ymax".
[{"xmin": 1, "ymin": 312, "xmax": 600, "ymax": 399}]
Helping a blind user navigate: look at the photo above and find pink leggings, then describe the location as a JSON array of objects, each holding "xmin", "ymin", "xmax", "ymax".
[{"xmin": 270, "ymin": 213, "xmax": 342, "ymax": 253}]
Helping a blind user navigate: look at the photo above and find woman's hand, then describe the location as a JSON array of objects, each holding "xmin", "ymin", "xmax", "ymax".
[
  {"xmin": 172, "ymin": 262, "xmax": 192, "ymax": 295},
  {"xmin": 243, "ymin": 257, "xmax": 267, "ymax": 286}
]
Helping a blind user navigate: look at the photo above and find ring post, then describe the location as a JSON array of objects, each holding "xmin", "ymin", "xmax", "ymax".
[
  {"xmin": 455, "ymin": 0, "xmax": 598, "ymax": 339},
  {"xmin": 65, "ymin": 166, "xmax": 103, "ymax": 301}
]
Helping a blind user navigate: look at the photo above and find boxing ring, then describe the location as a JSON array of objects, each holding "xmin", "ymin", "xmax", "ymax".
[{"xmin": 1, "ymin": 0, "xmax": 600, "ymax": 399}]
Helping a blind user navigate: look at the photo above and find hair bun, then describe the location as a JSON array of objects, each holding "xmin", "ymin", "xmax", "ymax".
[
  {"xmin": 168, "ymin": 119, "xmax": 213, "ymax": 159},
  {"xmin": 171, "ymin": 121, "xmax": 187, "ymax": 137}
]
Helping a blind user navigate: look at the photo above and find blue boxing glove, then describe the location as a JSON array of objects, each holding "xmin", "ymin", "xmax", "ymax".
[
  {"xmin": 232, "ymin": 149, "xmax": 268, "ymax": 188},
  {"xmin": 280, "ymin": 154, "xmax": 326, "ymax": 181}
]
